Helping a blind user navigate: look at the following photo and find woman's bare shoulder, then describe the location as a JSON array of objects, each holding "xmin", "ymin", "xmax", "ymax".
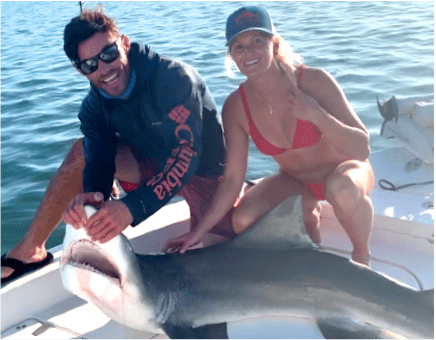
[
  {"xmin": 223, "ymin": 87, "xmax": 244, "ymax": 117},
  {"xmin": 300, "ymin": 66, "xmax": 345, "ymax": 105},
  {"xmin": 222, "ymin": 86, "xmax": 249, "ymax": 131},
  {"xmin": 224, "ymin": 88, "xmax": 242, "ymax": 108},
  {"xmin": 301, "ymin": 66, "xmax": 335, "ymax": 87}
]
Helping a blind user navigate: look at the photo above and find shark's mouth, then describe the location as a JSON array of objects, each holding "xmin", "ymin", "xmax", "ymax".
[{"xmin": 64, "ymin": 239, "xmax": 121, "ymax": 283}]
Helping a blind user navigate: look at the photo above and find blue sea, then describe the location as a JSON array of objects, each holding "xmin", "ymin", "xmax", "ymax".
[{"xmin": 1, "ymin": 1, "xmax": 434, "ymax": 253}]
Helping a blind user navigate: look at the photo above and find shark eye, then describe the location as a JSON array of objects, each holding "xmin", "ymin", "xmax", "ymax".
[{"xmin": 69, "ymin": 240, "xmax": 120, "ymax": 280}]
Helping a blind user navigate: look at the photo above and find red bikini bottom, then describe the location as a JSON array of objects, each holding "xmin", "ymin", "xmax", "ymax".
[{"xmin": 305, "ymin": 182, "xmax": 325, "ymax": 201}]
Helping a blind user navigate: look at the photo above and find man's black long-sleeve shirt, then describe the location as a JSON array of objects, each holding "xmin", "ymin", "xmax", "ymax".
[{"xmin": 78, "ymin": 43, "xmax": 226, "ymax": 226}]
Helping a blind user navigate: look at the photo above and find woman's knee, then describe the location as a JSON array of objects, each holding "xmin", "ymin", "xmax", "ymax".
[
  {"xmin": 325, "ymin": 172, "xmax": 363, "ymax": 210},
  {"xmin": 231, "ymin": 206, "xmax": 257, "ymax": 235}
]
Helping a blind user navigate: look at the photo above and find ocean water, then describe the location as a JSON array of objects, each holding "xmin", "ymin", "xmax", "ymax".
[{"xmin": 1, "ymin": 1, "xmax": 434, "ymax": 253}]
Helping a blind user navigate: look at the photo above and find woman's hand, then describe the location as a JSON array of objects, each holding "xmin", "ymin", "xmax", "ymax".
[
  {"xmin": 286, "ymin": 67, "xmax": 371, "ymax": 160},
  {"xmin": 286, "ymin": 83, "xmax": 322, "ymax": 123},
  {"xmin": 164, "ymin": 227, "xmax": 209, "ymax": 254}
]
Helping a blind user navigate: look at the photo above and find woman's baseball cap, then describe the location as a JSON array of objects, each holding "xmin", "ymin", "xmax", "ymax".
[{"xmin": 226, "ymin": 6, "xmax": 276, "ymax": 46}]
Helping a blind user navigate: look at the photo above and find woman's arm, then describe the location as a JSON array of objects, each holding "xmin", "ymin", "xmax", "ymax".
[
  {"xmin": 292, "ymin": 67, "xmax": 370, "ymax": 160},
  {"xmin": 164, "ymin": 92, "xmax": 250, "ymax": 253}
]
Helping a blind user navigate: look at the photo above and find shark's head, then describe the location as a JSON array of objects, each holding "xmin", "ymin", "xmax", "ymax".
[{"xmin": 60, "ymin": 205, "xmax": 162, "ymax": 333}]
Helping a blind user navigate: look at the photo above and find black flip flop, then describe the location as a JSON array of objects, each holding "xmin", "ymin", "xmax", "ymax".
[{"xmin": 1, "ymin": 252, "xmax": 54, "ymax": 287}]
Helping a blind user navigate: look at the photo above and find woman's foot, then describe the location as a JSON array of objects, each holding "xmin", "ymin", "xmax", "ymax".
[
  {"xmin": 351, "ymin": 250, "xmax": 370, "ymax": 267},
  {"xmin": 305, "ymin": 224, "xmax": 321, "ymax": 245}
]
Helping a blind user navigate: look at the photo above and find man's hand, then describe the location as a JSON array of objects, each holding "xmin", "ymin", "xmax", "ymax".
[
  {"xmin": 84, "ymin": 200, "xmax": 134, "ymax": 243},
  {"xmin": 63, "ymin": 192, "xmax": 105, "ymax": 229},
  {"xmin": 63, "ymin": 192, "xmax": 134, "ymax": 243}
]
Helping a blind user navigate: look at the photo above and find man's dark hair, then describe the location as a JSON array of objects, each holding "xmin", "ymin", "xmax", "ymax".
[{"xmin": 63, "ymin": 5, "xmax": 119, "ymax": 63}]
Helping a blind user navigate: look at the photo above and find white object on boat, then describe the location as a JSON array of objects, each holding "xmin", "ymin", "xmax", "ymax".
[
  {"xmin": 378, "ymin": 96, "xmax": 434, "ymax": 164},
  {"xmin": 411, "ymin": 101, "xmax": 434, "ymax": 128}
]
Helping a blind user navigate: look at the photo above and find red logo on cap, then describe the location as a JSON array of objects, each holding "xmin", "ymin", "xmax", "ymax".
[{"xmin": 235, "ymin": 11, "xmax": 260, "ymax": 25}]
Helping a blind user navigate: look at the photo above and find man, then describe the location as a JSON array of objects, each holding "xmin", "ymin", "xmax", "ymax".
[{"xmin": 1, "ymin": 6, "xmax": 234, "ymax": 284}]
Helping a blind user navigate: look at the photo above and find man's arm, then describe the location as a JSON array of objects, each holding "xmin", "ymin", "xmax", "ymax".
[
  {"xmin": 79, "ymin": 95, "xmax": 118, "ymax": 199},
  {"xmin": 62, "ymin": 94, "xmax": 119, "ymax": 233},
  {"xmin": 121, "ymin": 68, "xmax": 204, "ymax": 225}
]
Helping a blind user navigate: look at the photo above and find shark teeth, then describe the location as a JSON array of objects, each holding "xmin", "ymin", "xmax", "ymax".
[
  {"xmin": 69, "ymin": 261, "xmax": 102, "ymax": 274},
  {"xmin": 68, "ymin": 259, "xmax": 121, "ymax": 281},
  {"xmin": 67, "ymin": 239, "xmax": 121, "ymax": 280}
]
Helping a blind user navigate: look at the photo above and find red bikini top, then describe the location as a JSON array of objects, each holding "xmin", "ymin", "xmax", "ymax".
[{"xmin": 239, "ymin": 65, "xmax": 323, "ymax": 156}]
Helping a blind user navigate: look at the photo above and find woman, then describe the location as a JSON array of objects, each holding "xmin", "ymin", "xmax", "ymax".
[{"xmin": 164, "ymin": 6, "xmax": 374, "ymax": 266}]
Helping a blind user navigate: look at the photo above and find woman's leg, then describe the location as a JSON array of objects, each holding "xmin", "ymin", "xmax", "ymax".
[{"xmin": 324, "ymin": 160, "xmax": 375, "ymax": 266}]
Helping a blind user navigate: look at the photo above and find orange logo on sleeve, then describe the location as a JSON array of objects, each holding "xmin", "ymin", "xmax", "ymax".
[
  {"xmin": 169, "ymin": 105, "xmax": 191, "ymax": 124},
  {"xmin": 146, "ymin": 104, "xmax": 198, "ymax": 201}
]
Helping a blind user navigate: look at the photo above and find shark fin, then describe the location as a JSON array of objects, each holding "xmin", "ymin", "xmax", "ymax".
[
  {"xmin": 162, "ymin": 322, "xmax": 228, "ymax": 339},
  {"xmin": 317, "ymin": 317, "xmax": 405, "ymax": 339},
  {"xmin": 231, "ymin": 195, "xmax": 316, "ymax": 250}
]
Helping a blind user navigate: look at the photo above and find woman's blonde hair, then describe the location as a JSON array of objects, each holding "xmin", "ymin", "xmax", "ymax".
[{"xmin": 225, "ymin": 33, "xmax": 303, "ymax": 85}]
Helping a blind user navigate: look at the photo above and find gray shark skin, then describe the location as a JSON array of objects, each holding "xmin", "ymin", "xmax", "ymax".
[
  {"xmin": 61, "ymin": 196, "xmax": 434, "ymax": 339},
  {"xmin": 316, "ymin": 317, "xmax": 403, "ymax": 339}
]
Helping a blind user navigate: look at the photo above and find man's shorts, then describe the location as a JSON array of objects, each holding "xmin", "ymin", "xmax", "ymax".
[
  {"xmin": 178, "ymin": 175, "xmax": 236, "ymax": 238},
  {"xmin": 118, "ymin": 175, "xmax": 236, "ymax": 239},
  {"xmin": 114, "ymin": 140, "xmax": 235, "ymax": 238}
]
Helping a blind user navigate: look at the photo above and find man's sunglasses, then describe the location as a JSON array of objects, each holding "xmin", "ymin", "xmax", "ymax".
[{"xmin": 72, "ymin": 37, "xmax": 121, "ymax": 75}]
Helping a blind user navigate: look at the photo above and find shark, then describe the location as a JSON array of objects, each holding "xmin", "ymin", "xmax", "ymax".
[{"xmin": 60, "ymin": 195, "xmax": 434, "ymax": 339}]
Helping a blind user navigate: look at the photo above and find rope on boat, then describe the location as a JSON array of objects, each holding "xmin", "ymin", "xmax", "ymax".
[
  {"xmin": 321, "ymin": 246, "xmax": 425, "ymax": 291},
  {"xmin": 379, "ymin": 179, "xmax": 434, "ymax": 193}
]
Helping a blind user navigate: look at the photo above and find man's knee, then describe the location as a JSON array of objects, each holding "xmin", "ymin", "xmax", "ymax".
[
  {"xmin": 61, "ymin": 139, "xmax": 85, "ymax": 171},
  {"xmin": 114, "ymin": 143, "xmax": 157, "ymax": 184}
]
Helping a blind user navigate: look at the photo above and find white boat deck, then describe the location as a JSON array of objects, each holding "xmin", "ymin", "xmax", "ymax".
[
  {"xmin": 370, "ymin": 146, "xmax": 433, "ymax": 225},
  {"xmin": 1, "ymin": 146, "xmax": 433, "ymax": 339}
]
